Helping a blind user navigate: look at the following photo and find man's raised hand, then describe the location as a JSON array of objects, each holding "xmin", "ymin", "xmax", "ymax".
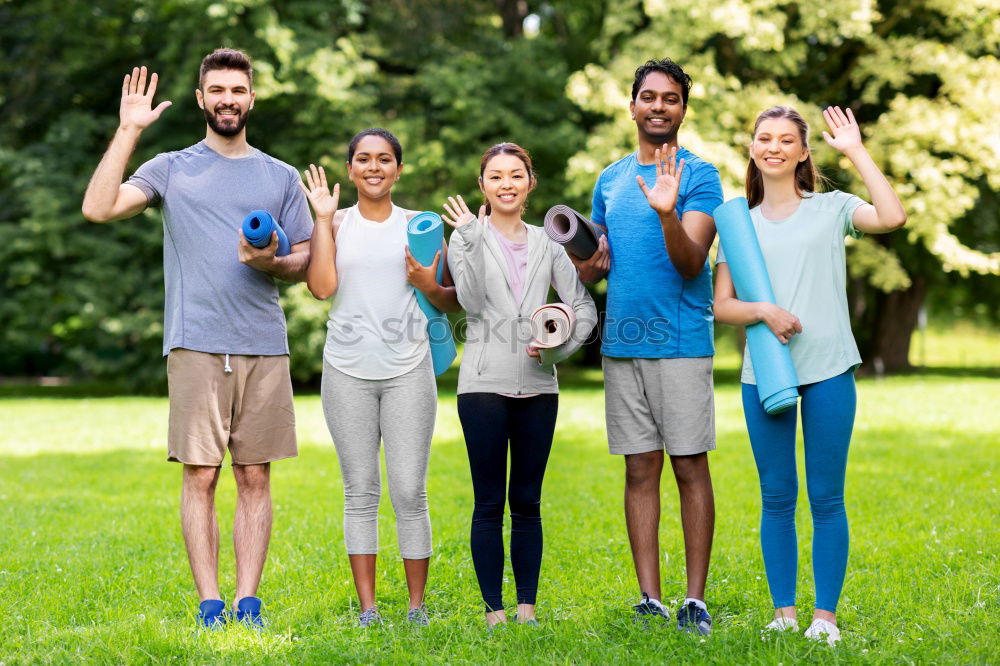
[
  {"xmin": 636, "ymin": 144, "xmax": 685, "ymax": 216},
  {"xmin": 120, "ymin": 66, "xmax": 172, "ymax": 132}
]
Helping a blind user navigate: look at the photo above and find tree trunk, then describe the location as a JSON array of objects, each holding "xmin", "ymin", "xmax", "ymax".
[
  {"xmin": 493, "ymin": 0, "xmax": 527, "ymax": 38},
  {"xmin": 864, "ymin": 277, "xmax": 926, "ymax": 374}
]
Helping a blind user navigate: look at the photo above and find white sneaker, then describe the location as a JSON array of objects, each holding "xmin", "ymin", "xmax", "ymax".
[
  {"xmin": 763, "ymin": 616, "xmax": 799, "ymax": 632},
  {"xmin": 804, "ymin": 618, "xmax": 841, "ymax": 646}
]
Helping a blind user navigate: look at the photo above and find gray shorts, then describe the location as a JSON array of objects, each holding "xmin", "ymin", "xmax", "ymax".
[{"xmin": 603, "ymin": 356, "xmax": 716, "ymax": 456}]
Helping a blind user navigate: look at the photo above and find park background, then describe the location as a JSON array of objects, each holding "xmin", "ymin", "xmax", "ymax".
[{"xmin": 1, "ymin": 0, "xmax": 998, "ymax": 663}]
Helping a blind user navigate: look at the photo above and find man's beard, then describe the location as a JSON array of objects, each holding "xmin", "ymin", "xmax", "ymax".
[{"xmin": 204, "ymin": 106, "xmax": 249, "ymax": 137}]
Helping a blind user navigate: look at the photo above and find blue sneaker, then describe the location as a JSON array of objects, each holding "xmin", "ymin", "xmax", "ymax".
[
  {"xmin": 676, "ymin": 600, "xmax": 712, "ymax": 636},
  {"xmin": 633, "ymin": 593, "xmax": 668, "ymax": 628},
  {"xmin": 235, "ymin": 596, "xmax": 265, "ymax": 630},
  {"xmin": 197, "ymin": 599, "xmax": 228, "ymax": 630}
]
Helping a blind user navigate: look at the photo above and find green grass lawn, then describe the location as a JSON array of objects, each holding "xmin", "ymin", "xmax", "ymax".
[{"xmin": 1, "ymin": 364, "xmax": 998, "ymax": 664}]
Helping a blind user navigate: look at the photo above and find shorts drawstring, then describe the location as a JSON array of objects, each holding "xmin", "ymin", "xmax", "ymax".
[{"xmin": 224, "ymin": 353, "xmax": 233, "ymax": 374}]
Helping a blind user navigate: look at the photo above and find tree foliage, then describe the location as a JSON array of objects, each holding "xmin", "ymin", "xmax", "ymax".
[
  {"xmin": 566, "ymin": 0, "xmax": 1000, "ymax": 369},
  {"xmin": 0, "ymin": 0, "xmax": 996, "ymax": 385}
]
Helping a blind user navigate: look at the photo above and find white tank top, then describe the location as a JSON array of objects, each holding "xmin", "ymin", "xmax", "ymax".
[{"xmin": 324, "ymin": 204, "xmax": 428, "ymax": 379}]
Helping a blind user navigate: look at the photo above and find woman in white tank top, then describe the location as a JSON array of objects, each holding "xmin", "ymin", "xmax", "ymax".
[{"xmin": 299, "ymin": 128, "xmax": 460, "ymax": 627}]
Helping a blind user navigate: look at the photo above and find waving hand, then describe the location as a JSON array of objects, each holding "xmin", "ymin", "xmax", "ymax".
[
  {"xmin": 636, "ymin": 144, "xmax": 685, "ymax": 215},
  {"xmin": 119, "ymin": 66, "xmax": 172, "ymax": 131}
]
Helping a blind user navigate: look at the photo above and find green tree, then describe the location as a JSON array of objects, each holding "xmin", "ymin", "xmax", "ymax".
[
  {"xmin": 0, "ymin": 0, "xmax": 607, "ymax": 386},
  {"xmin": 565, "ymin": 0, "xmax": 1000, "ymax": 372}
]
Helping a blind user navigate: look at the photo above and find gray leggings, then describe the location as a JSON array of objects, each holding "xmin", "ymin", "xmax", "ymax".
[{"xmin": 320, "ymin": 353, "xmax": 436, "ymax": 559}]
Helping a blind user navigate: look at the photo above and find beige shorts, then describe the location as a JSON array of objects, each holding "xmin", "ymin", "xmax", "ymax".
[
  {"xmin": 603, "ymin": 356, "xmax": 716, "ymax": 456},
  {"xmin": 167, "ymin": 349, "xmax": 297, "ymax": 466}
]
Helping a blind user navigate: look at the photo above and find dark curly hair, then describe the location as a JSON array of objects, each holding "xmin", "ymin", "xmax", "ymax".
[{"xmin": 631, "ymin": 58, "xmax": 692, "ymax": 106}]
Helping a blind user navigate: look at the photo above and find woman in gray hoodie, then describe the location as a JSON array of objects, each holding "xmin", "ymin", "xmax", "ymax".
[{"xmin": 444, "ymin": 142, "xmax": 597, "ymax": 629}]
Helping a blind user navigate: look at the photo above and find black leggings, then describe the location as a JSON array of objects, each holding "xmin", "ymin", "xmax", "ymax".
[{"xmin": 457, "ymin": 392, "xmax": 558, "ymax": 610}]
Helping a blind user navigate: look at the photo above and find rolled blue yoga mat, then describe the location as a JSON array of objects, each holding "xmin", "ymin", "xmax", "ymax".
[
  {"xmin": 714, "ymin": 197, "xmax": 799, "ymax": 415},
  {"xmin": 407, "ymin": 211, "xmax": 457, "ymax": 376},
  {"xmin": 242, "ymin": 210, "xmax": 291, "ymax": 256}
]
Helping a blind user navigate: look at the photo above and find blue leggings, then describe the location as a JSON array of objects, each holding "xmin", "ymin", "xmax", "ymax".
[{"xmin": 741, "ymin": 370, "xmax": 856, "ymax": 613}]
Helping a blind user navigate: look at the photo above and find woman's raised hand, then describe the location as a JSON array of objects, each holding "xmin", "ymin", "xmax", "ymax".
[
  {"xmin": 300, "ymin": 164, "xmax": 340, "ymax": 224},
  {"xmin": 821, "ymin": 106, "xmax": 864, "ymax": 154},
  {"xmin": 441, "ymin": 195, "xmax": 484, "ymax": 228}
]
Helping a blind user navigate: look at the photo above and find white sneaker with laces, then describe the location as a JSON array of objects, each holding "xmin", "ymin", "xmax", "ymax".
[
  {"xmin": 763, "ymin": 616, "xmax": 799, "ymax": 632},
  {"xmin": 804, "ymin": 618, "xmax": 841, "ymax": 645}
]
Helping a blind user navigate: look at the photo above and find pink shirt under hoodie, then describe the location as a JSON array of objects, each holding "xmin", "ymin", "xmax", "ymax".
[{"xmin": 488, "ymin": 221, "xmax": 537, "ymax": 398}]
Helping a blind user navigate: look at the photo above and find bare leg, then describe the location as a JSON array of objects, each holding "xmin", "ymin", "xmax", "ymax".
[
  {"xmin": 181, "ymin": 464, "xmax": 221, "ymax": 601},
  {"xmin": 776, "ymin": 606, "xmax": 798, "ymax": 621},
  {"xmin": 486, "ymin": 609, "xmax": 508, "ymax": 627},
  {"xmin": 813, "ymin": 609, "xmax": 836, "ymax": 624},
  {"xmin": 670, "ymin": 453, "xmax": 715, "ymax": 601},
  {"xmin": 625, "ymin": 450, "xmax": 664, "ymax": 600},
  {"xmin": 232, "ymin": 463, "xmax": 272, "ymax": 605},
  {"xmin": 516, "ymin": 603, "xmax": 536, "ymax": 622},
  {"xmin": 403, "ymin": 557, "xmax": 429, "ymax": 610},
  {"xmin": 350, "ymin": 554, "xmax": 377, "ymax": 611}
]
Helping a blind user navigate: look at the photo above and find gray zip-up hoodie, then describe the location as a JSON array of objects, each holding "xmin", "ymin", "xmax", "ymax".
[{"xmin": 448, "ymin": 219, "xmax": 598, "ymax": 395}]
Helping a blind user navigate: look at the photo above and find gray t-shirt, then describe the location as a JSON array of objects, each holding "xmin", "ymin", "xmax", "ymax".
[{"xmin": 127, "ymin": 141, "xmax": 312, "ymax": 356}]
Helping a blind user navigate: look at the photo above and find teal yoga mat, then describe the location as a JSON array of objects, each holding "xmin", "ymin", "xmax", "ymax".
[
  {"xmin": 242, "ymin": 210, "xmax": 291, "ymax": 256},
  {"xmin": 407, "ymin": 212, "xmax": 457, "ymax": 376},
  {"xmin": 714, "ymin": 197, "xmax": 799, "ymax": 415}
]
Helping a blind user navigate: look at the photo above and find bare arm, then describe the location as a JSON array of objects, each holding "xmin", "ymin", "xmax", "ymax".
[
  {"xmin": 405, "ymin": 240, "xmax": 462, "ymax": 314},
  {"xmin": 295, "ymin": 165, "xmax": 340, "ymax": 298},
  {"xmin": 636, "ymin": 145, "xmax": 716, "ymax": 279},
  {"xmin": 239, "ymin": 234, "xmax": 311, "ymax": 283},
  {"xmin": 713, "ymin": 262, "xmax": 802, "ymax": 344},
  {"xmin": 659, "ymin": 208, "xmax": 716, "ymax": 279},
  {"xmin": 82, "ymin": 66, "xmax": 172, "ymax": 222},
  {"xmin": 821, "ymin": 106, "xmax": 906, "ymax": 234},
  {"xmin": 567, "ymin": 234, "xmax": 610, "ymax": 284},
  {"xmin": 403, "ymin": 207, "xmax": 461, "ymax": 313}
]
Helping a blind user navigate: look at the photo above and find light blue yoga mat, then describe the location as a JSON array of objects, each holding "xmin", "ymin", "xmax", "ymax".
[
  {"xmin": 714, "ymin": 197, "xmax": 799, "ymax": 415},
  {"xmin": 407, "ymin": 211, "xmax": 457, "ymax": 376},
  {"xmin": 242, "ymin": 210, "xmax": 291, "ymax": 256}
]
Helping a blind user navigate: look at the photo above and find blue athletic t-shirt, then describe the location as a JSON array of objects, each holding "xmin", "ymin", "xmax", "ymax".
[{"xmin": 591, "ymin": 149, "xmax": 723, "ymax": 358}]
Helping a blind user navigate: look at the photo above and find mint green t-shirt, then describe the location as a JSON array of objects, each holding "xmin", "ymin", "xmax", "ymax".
[{"xmin": 717, "ymin": 190, "xmax": 866, "ymax": 386}]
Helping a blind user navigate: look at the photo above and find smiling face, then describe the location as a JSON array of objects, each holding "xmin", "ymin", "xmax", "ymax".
[
  {"xmin": 196, "ymin": 69, "xmax": 254, "ymax": 138},
  {"xmin": 479, "ymin": 152, "xmax": 534, "ymax": 216},
  {"xmin": 347, "ymin": 134, "xmax": 401, "ymax": 201},
  {"xmin": 751, "ymin": 117, "xmax": 810, "ymax": 179},
  {"xmin": 630, "ymin": 71, "xmax": 686, "ymax": 143}
]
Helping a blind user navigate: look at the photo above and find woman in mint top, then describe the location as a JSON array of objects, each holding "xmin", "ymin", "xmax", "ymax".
[{"xmin": 714, "ymin": 105, "xmax": 906, "ymax": 645}]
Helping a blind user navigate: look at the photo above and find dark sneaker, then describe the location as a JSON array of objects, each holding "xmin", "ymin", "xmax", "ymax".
[
  {"xmin": 633, "ymin": 593, "xmax": 668, "ymax": 626},
  {"xmin": 235, "ymin": 596, "xmax": 265, "ymax": 631},
  {"xmin": 407, "ymin": 604, "xmax": 430, "ymax": 626},
  {"xmin": 676, "ymin": 600, "xmax": 712, "ymax": 636},
  {"xmin": 358, "ymin": 606, "xmax": 382, "ymax": 628},
  {"xmin": 197, "ymin": 599, "xmax": 228, "ymax": 630}
]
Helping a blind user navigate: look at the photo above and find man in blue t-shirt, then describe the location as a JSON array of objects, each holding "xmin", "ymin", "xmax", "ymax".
[
  {"xmin": 81, "ymin": 49, "xmax": 312, "ymax": 630},
  {"xmin": 572, "ymin": 58, "xmax": 722, "ymax": 635}
]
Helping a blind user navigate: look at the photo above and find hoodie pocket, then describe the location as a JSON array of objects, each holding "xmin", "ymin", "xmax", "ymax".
[{"xmin": 474, "ymin": 343, "xmax": 487, "ymax": 375}]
